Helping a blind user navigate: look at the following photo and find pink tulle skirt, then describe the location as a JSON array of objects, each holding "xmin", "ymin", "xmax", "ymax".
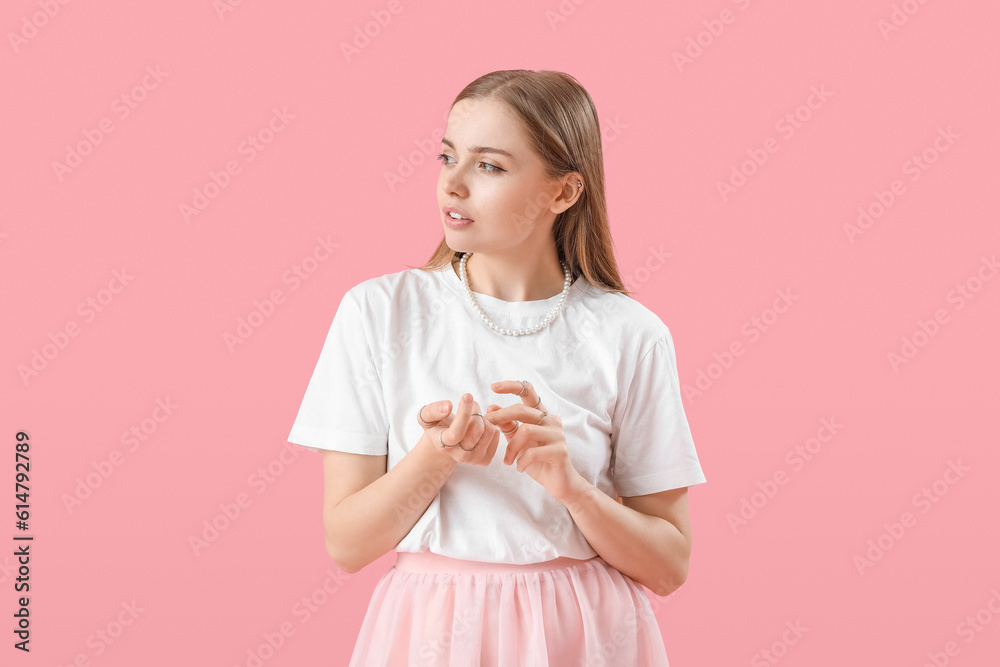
[{"xmin": 348, "ymin": 550, "xmax": 671, "ymax": 666}]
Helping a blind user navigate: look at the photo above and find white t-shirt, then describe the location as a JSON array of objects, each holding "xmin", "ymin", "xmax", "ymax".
[{"xmin": 287, "ymin": 262, "xmax": 707, "ymax": 564}]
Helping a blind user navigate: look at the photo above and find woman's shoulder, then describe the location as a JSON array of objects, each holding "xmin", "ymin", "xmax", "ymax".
[
  {"xmin": 343, "ymin": 266, "xmax": 447, "ymax": 307},
  {"xmin": 572, "ymin": 280, "xmax": 671, "ymax": 345}
]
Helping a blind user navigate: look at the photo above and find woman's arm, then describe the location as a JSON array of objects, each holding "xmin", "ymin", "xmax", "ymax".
[
  {"xmin": 555, "ymin": 478, "xmax": 692, "ymax": 597},
  {"xmin": 322, "ymin": 436, "xmax": 458, "ymax": 573}
]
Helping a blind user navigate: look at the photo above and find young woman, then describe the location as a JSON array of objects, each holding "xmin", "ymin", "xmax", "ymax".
[{"xmin": 288, "ymin": 69, "xmax": 707, "ymax": 666}]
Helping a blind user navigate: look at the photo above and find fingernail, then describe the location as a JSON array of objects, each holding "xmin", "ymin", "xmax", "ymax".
[{"xmin": 439, "ymin": 404, "xmax": 449, "ymax": 414}]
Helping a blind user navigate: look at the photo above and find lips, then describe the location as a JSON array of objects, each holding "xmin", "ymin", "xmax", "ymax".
[{"xmin": 443, "ymin": 206, "xmax": 474, "ymax": 222}]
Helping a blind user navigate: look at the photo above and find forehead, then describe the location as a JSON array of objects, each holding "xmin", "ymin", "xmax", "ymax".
[{"xmin": 443, "ymin": 98, "xmax": 528, "ymax": 154}]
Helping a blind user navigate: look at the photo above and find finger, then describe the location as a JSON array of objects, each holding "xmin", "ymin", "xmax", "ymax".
[
  {"xmin": 485, "ymin": 403, "xmax": 510, "ymax": 428},
  {"xmin": 513, "ymin": 445, "xmax": 535, "ymax": 473},
  {"xmin": 487, "ymin": 405, "xmax": 522, "ymax": 447},
  {"xmin": 490, "ymin": 380, "xmax": 538, "ymax": 406},
  {"xmin": 417, "ymin": 400, "xmax": 451, "ymax": 428},
  {"xmin": 466, "ymin": 400, "xmax": 486, "ymax": 442},
  {"xmin": 443, "ymin": 394, "xmax": 476, "ymax": 445},
  {"xmin": 503, "ymin": 426, "xmax": 529, "ymax": 466},
  {"xmin": 481, "ymin": 423, "xmax": 501, "ymax": 464},
  {"xmin": 490, "ymin": 380, "xmax": 522, "ymax": 395},
  {"xmin": 490, "ymin": 405, "xmax": 558, "ymax": 430},
  {"xmin": 470, "ymin": 407, "xmax": 496, "ymax": 453},
  {"xmin": 503, "ymin": 418, "xmax": 558, "ymax": 466},
  {"xmin": 503, "ymin": 435, "xmax": 519, "ymax": 465},
  {"xmin": 490, "ymin": 380, "xmax": 545, "ymax": 410},
  {"xmin": 514, "ymin": 443, "xmax": 564, "ymax": 473},
  {"xmin": 484, "ymin": 402, "xmax": 527, "ymax": 429}
]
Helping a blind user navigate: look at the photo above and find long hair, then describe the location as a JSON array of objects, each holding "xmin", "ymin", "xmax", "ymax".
[{"xmin": 411, "ymin": 69, "xmax": 630, "ymax": 296}]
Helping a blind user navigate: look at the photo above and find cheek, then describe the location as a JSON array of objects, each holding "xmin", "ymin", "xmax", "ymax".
[
  {"xmin": 495, "ymin": 187, "xmax": 546, "ymax": 228},
  {"xmin": 487, "ymin": 184, "xmax": 526, "ymax": 215}
]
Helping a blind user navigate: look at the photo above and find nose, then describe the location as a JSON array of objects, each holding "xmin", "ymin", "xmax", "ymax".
[{"xmin": 439, "ymin": 162, "xmax": 468, "ymax": 198}]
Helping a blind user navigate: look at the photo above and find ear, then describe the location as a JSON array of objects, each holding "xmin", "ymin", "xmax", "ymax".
[{"xmin": 550, "ymin": 172, "xmax": 584, "ymax": 215}]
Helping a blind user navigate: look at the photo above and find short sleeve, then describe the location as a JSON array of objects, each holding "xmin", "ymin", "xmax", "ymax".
[
  {"xmin": 610, "ymin": 329, "xmax": 707, "ymax": 496},
  {"xmin": 287, "ymin": 288, "xmax": 389, "ymax": 455}
]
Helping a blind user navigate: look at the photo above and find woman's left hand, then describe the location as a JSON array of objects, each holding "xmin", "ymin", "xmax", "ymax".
[{"xmin": 485, "ymin": 380, "xmax": 584, "ymax": 501}]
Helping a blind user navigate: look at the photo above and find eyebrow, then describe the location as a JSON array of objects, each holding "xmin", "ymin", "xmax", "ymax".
[{"xmin": 441, "ymin": 137, "xmax": 514, "ymax": 159}]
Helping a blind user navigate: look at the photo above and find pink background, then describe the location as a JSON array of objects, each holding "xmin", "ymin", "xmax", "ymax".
[{"xmin": 3, "ymin": 0, "xmax": 999, "ymax": 665}]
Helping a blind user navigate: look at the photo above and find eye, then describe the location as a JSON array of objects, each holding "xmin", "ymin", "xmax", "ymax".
[{"xmin": 436, "ymin": 153, "xmax": 505, "ymax": 174}]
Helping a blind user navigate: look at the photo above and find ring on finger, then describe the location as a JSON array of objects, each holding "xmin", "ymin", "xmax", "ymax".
[
  {"xmin": 418, "ymin": 404, "xmax": 438, "ymax": 426},
  {"xmin": 439, "ymin": 430, "xmax": 455, "ymax": 448},
  {"xmin": 536, "ymin": 411, "xmax": 548, "ymax": 425},
  {"xmin": 517, "ymin": 380, "xmax": 541, "ymax": 408},
  {"xmin": 501, "ymin": 422, "xmax": 519, "ymax": 435}
]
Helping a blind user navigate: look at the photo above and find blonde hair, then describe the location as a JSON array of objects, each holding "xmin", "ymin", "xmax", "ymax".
[{"xmin": 410, "ymin": 69, "xmax": 630, "ymax": 296}]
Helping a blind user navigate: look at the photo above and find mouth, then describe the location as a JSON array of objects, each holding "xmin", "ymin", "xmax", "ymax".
[{"xmin": 443, "ymin": 207, "xmax": 474, "ymax": 228}]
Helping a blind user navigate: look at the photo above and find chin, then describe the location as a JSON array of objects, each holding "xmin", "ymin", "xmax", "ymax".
[{"xmin": 442, "ymin": 231, "xmax": 472, "ymax": 252}]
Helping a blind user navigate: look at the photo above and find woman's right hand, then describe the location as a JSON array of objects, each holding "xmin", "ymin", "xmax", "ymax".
[{"xmin": 416, "ymin": 393, "xmax": 501, "ymax": 466}]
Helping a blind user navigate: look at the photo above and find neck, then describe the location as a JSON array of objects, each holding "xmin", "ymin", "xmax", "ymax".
[{"xmin": 453, "ymin": 250, "xmax": 567, "ymax": 302}]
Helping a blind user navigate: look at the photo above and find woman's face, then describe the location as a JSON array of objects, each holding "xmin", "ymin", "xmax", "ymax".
[{"xmin": 437, "ymin": 98, "xmax": 569, "ymax": 255}]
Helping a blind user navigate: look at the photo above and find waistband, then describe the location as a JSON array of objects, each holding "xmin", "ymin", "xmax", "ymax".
[{"xmin": 394, "ymin": 550, "xmax": 598, "ymax": 575}]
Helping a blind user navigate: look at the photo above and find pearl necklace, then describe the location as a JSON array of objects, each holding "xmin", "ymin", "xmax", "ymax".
[{"xmin": 459, "ymin": 252, "xmax": 573, "ymax": 336}]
